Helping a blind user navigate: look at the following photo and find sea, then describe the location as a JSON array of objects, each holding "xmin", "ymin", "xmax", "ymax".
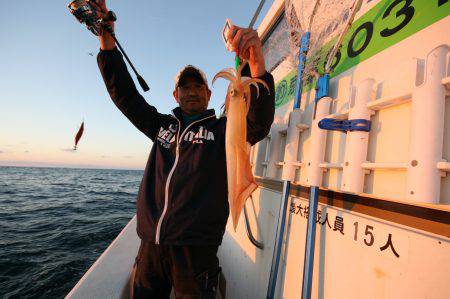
[{"xmin": 0, "ymin": 166, "xmax": 142, "ymax": 298}]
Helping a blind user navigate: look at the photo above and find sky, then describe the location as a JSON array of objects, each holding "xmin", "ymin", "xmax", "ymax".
[{"xmin": 0, "ymin": 0, "xmax": 272, "ymax": 170}]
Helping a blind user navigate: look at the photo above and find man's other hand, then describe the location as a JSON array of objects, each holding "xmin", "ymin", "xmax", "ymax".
[{"xmin": 226, "ymin": 24, "xmax": 266, "ymax": 77}]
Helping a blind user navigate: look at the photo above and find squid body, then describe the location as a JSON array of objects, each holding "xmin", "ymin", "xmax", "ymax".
[{"xmin": 213, "ymin": 62, "xmax": 269, "ymax": 231}]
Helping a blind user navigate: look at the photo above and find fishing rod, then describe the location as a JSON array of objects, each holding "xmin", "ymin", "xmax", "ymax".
[
  {"xmin": 241, "ymin": 0, "xmax": 267, "ymax": 69},
  {"xmin": 67, "ymin": 0, "xmax": 149, "ymax": 92},
  {"xmin": 227, "ymin": 0, "xmax": 267, "ymax": 71},
  {"xmin": 220, "ymin": 0, "xmax": 266, "ymax": 107}
]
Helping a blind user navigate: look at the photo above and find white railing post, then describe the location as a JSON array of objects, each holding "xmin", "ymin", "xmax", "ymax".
[
  {"xmin": 282, "ymin": 109, "xmax": 302, "ymax": 181},
  {"xmin": 267, "ymin": 124, "xmax": 284, "ymax": 178},
  {"xmin": 406, "ymin": 45, "xmax": 449, "ymax": 204},
  {"xmin": 306, "ymin": 97, "xmax": 332, "ymax": 186},
  {"xmin": 341, "ymin": 79, "xmax": 375, "ymax": 193}
]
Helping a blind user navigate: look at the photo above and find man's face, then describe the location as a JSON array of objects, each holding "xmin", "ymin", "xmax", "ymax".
[{"xmin": 173, "ymin": 77, "xmax": 211, "ymax": 116}]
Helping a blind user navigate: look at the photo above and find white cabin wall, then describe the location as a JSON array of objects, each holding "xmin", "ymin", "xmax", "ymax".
[
  {"xmin": 365, "ymin": 102, "xmax": 411, "ymax": 198},
  {"xmin": 261, "ymin": 15, "xmax": 450, "ymax": 203},
  {"xmin": 217, "ymin": 187, "xmax": 283, "ymax": 299},
  {"xmin": 442, "ymin": 96, "xmax": 450, "ymax": 204},
  {"xmin": 281, "ymin": 196, "xmax": 450, "ymax": 299}
]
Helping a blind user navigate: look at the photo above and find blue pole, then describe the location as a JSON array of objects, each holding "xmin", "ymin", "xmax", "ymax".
[
  {"xmin": 294, "ymin": 32, "xmax": 310, "ymax": 109},
  {"xmin": 300, "ymin": 74, "xmax": 329, "ymax": 299},
  {"xmin": 301, "ymin": 186, "xmax": 319, "ymax": 299},
  {"xmin": 266, "ymin": 180, "xmax": 291, "ymax": 299},
  {"xmin": 265, "ymin": 33, "xmax": 309, "ymax": 297},
  {"xmin": 299, "ymin": 2, "xmax": 362, "ymax": 295}
]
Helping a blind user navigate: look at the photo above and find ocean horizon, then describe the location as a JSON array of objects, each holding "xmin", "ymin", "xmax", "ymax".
[
  {"xmin": 0, "ymin": 163, "xmax": 144, "ymax": 172},
  {"xmin": 0, "ymin": 166, "xmax": 142, "ymax": 298}
]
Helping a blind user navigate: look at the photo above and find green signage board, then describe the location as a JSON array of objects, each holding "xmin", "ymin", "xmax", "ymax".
[{"xmin": 274, "ymin": 0, "xmax": 450, "ymax": 109}]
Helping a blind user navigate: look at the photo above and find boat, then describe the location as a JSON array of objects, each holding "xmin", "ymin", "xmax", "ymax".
[{"xmin": 67, "ymin": 0, "xmax": 450, "ymax": 298}]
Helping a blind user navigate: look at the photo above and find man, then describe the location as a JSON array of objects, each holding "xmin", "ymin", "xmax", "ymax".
[{"xmin": 95, "ymin": 1, "xmax": 274, "ymax": 298}]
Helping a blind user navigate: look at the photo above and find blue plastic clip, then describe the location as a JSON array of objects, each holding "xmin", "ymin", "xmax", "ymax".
[
  {"xmin": 318, "ymin": 118, "xmax": 371, "ymax": 133},
  {"xmin": 347, "ymin": 119, "xmax": 371, "ymax": 132},
  {"xmin": 318, "ymin": 118, "xmax": 346, "ymax": 132}
]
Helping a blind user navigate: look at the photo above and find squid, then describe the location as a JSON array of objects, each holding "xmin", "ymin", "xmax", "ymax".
[
  {"xmin": 213, "ymin": 62, "xmax": 269, "ymax": 231},
  {"xmin": 74, "ymin": 121, "xmax": 84, "ymax": 150}
]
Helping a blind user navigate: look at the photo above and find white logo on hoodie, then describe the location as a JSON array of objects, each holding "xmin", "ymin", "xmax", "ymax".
[
  {"xmin": 183, "ymin": 126, "xmax": 215, "ymax": 144},
  {"xmin": 157, "ymin": 125, "xmax": 215, "ymax": 148},
  {"xmin": 157, "ymin": 124, "xmax": 177, "ymax": 148}
]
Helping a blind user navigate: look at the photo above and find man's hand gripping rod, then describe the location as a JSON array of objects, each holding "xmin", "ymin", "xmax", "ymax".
[{"xmin": 68, "ymin": 0, "xmax": 149, "ymax": 92}]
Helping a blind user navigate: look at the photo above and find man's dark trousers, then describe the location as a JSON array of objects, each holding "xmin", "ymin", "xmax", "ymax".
[{"xmin": 133, "ymin": 241, "xmax": 220, "ymax": 298}]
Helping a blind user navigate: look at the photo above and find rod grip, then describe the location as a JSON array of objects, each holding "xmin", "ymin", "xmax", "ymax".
[{"xmin": 137, "ymin": 75, "xmax": 150, "ymax": 92}]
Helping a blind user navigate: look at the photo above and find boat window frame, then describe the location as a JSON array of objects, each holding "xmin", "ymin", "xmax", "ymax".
[{"xmin": 261, "ymin": 10, "xmax": 291, "ymax": 73}]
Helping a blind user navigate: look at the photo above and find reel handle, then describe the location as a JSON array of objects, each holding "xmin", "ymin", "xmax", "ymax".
[{"xmin": 103, "ymin": 10, "xmax": 117, "ymax": 23}]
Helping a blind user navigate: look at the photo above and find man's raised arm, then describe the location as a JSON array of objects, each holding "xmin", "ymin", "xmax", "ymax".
[
  {"xmin": 227, "ymin": 25, "xmax": 275, "ymax": 145},
  {"xmin": 246, "ymin": 71, "xmax": 275, "ymax": 145},
  {"xmin": 95, "ymin": 0, "xmax": 161, "ymax": 141}
]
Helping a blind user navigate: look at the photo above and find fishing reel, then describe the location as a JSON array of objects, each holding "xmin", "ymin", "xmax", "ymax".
[
  {"xmin": 67, "ymin": 0, "xmax": 149, "ymax": 92},
  {"xmin": 68, "ymin": 0, "xmax": 116, "ymax": 36}
]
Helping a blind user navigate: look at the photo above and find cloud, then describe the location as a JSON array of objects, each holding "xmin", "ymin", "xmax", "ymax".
[
  {"xmin": 24, "ymin": 150, "xmax": 30, "ymax": 153},
  {"xmin": 122, "ymin": 155, "xmax": 133, "ymax": 159},
  {"xmin": 0, "ymin": 150, "xmax": 3, "ymax": 154},
  {"xmin": 61, "ymin": 148, "xmax": 76, "ymax": 153}
]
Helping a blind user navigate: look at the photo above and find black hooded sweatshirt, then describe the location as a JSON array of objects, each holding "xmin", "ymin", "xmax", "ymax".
[{"xmin": 97, "ymin": 47, "xmax": 275, "ymax": 245}]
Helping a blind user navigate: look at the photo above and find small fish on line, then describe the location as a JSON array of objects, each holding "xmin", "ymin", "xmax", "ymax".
[{"xmin": 74, "ymin": 121, "xmax": 84, "ymax": 150}]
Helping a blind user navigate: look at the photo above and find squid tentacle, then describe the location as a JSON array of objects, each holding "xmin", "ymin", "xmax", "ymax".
[
  {"xmin": 244, "ymin": 87, "xmax": 252, "ymax": 113},
  {"xmin": 242, "ymin": 78, "xmax": 270, "ymax": 111},
  {"xmin": 242, "ymin": 78, "xmax": 270, "ymax": 95},
  {"xmin": 212, "ymin": 70, "xmax": 236, "ymax": 85}
]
